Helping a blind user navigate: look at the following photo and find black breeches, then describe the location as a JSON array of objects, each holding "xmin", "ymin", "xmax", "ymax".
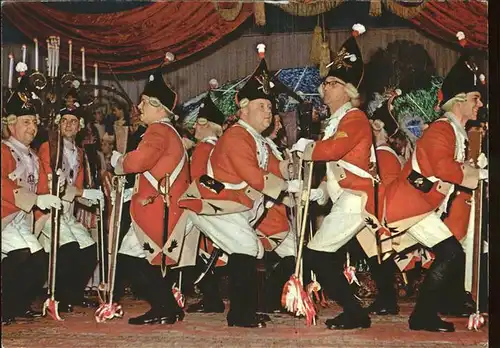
[{"xmin": 2, "ymin": 248, "xmax": 48, "ymax": 316}]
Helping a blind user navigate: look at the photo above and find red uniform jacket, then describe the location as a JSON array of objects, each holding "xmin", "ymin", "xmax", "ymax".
[
  {"xmin": 1, "ymin": 143, "xmax": 49, "ymax": 224},
  {"xmin": 255, "ymin": 142, "xmax": 290, "ymax": 250},
  {"xmin": 384, "ymin": 120, "xmax": 479, "ymax": 232},
  {"xmin": 303, "ymin": 109, "xmax": 380, "ymax": 217},
  {"xmin": 190, "ymin": 141, "xmax": 214, "ymax": 182},
  {"xmin": 443, "ymin": 191, "xmax": 473, "ymax": 241},
  {"xmin": 116, "ymin": 121, "xmax": 190, "ymax": 265},
  {"xmin": 38, "ymin": 141, "xmax": 85, "ymax": 197},
  {"xmin": 179, "ymin": 123, "xmax": 286, "ymax": 215},
  {"xmin": 377, "ymin": 146, "xmax": 402, "ymax": 187},
  {"xmin": 189, "ymin": 140, "xmax": 226, "ymax": 266}
]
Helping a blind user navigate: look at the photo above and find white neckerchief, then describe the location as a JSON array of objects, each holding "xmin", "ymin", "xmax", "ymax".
[
  {"xmin": 4, "ymin": 136, "xmax": 39, "ymax": 192},
  {"xmin": 201, "ymin": 136, "xmax": 218, "ymax": 146},
  {"xmin": 323, "ymin": 102, "xmax": 353, "ymax": 140},
  {"xmin": 443, "ymin": 112, "xmax": 468, "ymax": 163},
  {"xmin": 63, "ymin": 138, "xmax": 79, "ymax": 184},
  {"xmin": 265, "ymin": 137, "xmax": 284, "ymax": 161},
  {"xmin": 237, "ymin": 119, "xmax": 269, "ymax": 170}
]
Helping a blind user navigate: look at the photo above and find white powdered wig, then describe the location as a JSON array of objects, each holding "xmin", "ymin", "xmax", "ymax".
[
  {"xmin": 441, "ymin": 92, "xmax": 467, "ymax": 112},
  {"xmin": 344, "ymin": 83, "xmax": 360, "ymax": 107}
]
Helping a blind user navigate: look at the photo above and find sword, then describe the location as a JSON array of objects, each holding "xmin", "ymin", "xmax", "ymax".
[
  {"xmin": 43, "ymin": 129, "xmax": 64, "ymax": 321},
  {"xmin": 95, "ymin": 175, "xmax": 125, "ymax": 323},
  {"xmin": 96, "ymin": 195, "xmax": 106, "ymax": 287},
  {"xmin": 194, "ymin": 248, "xmax": 223, "ymax": 285},
  {"xmin": 160, "ymin": 173, "xmax": 170, "ymax": 277}
]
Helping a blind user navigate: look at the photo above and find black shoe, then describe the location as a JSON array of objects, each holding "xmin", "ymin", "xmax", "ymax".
[
  {"xmin": 367, "ymin": 299, "xmax": 399, "ymax": 315},
  {"xmin": 227, "ymin": 313, "xmax": 266, "ymax": 328},
  {"xmin": 409, "ymin": 314, "xmax": 455, "ymax": 332},
  {"xmin": 128, "ymin": 309, "xmax": 184, "ymax": 325},
  {"xmin": 17, "ymin": 309, "xmax": 43, "ymax": 319},
  {"xmin": 325, "ymin": 312, "xmax": 371, "ymax": 330},
  {"xmin": 129, "ymin": 309, "xmax": 161, "ymax": 325},
  {"xmin": 157, "ymin": 310, "xmax": 185, "ymax": 325},
  {"xmin": 256, "ymin": 313, "xmax": 271, "ymax": 322},
  {"xmin": 439, "ymin": 305, "xmax": 474, "ymax": 318},
  {"xmin": 186, "ymin": 300, "xmax": 225, "ymax": 313},
  {"xmin": 2, "ymin": 316, "xmax": 15, "ymax": 325},
  {"xmin": 260, "ymin": 303, "xmax": 287, "ymax": 314}
]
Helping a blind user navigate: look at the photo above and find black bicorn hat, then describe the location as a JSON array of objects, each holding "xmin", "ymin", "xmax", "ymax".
[
  {"xmin": 142, "ymin": 52, "xmax": 178, "ymax": 112},
  {"xmin": 197, "ymin": 90, "xmax": 225, "ymax": 126},
  {"xmin": 440, "ymin": 32, "xmax": 486, "ymax": 108},
  {"xmin": 236, "ymin": 44, "xmax": 275, "ymax": 106},
  {"xmin": 4, "ymin": 75, "xmax": 40, "ymax": 117},
  {"xmin": 326, "ymin": 24, "xmax": 366, "ymax": 89},
  {"xmin": 59, "ymin": 82, "xmax": 84, "ymax": 119},
  {"xmin": 371, "ymin": 90, "xmax": 402, "ymax": 138}
]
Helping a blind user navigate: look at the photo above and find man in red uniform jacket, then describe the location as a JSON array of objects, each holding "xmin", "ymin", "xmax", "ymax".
[
  {"xmin": 1, "ymin": 76, "xmax": 61, "ymax": 324},
  {"xmin": 293, "ymin": 23, "xmax": 375, "ymax": 330},
  {"xmin": 258, "ymin": 115, "xmax": 327, "ymax": 314},
  {"xmin": 185, "ymin": 86, "xmax": 227, "ymax": 314},
  {"xmin": 111, "ymin": 65, "xmax": 190, "ymax": 325},
  {"xmin": 178, "ymin": 46, "xmax": 299, "ymax": 328},
  {"xmin": 38, "ymin": 86, "xmax": 103, "ymax": 312},
  {"xmin": 383, "ymin": 37, "xmax": 487, "ymax": 332},
  {"xmin": 357, "ymin": 91, "xmax": 405, "ymax": 317}
]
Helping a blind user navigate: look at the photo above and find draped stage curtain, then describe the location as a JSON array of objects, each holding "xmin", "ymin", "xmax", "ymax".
[
  {"xmin": 2, "ymin": 2, "xmax": 254, "ymax": 74},
  {"xmin": 277, "ymin": 0, "xmax": 487, "ymax": 51},
  {"xmin": 407, "ymin": 0, "xmax": 487, "ymax": 51},
  {"xmin": 2, "ymin": 2, "xmax": 487, "ymax": 76}
]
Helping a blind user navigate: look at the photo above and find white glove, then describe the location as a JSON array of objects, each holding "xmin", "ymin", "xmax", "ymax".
[
  {"xmin": 111, "ymin": 188, "xmax": 133, "ymax": 205},
  {"xmin": 309, "ymin": 188, "xmax": 325, "ymax": 202},
  {"xmin": 36, "ymin": 194, "xmax": 62, "ymax": 210},
  {"xmin": 286, "ymin": 179, "xmax": 302, "ymax": 193},
  {"xmin": 477, "ymin": 152, "xmax": 488, "ymax": 169},
  {"xmin": 110, "ymin": 151, "xmax": 123, "ymax": 168},
  {"xmin": 479, "ymin": 169, "xmax": 488, "ymax": 181},
  {"xmin": 123, "ymin": 188, "xmax": 133, "ymax": 203},
  {"xmin": 82, "ymin": 189, "xmax": 104, "ymax": 204},
  {"xmin": 291, "ymin": 138, "xmax": 315, "ymax": 153}
]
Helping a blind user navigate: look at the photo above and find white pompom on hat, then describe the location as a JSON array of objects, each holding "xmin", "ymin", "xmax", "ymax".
[
  {"xmin": 352, "ymin": 23, "xmax": 366, "ymax": 37},
  {"xmin": 257, "ymin": 43, "xmax": 266, "ymax": 59}
]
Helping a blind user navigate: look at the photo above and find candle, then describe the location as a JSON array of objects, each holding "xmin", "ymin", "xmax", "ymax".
[
  {"xmin": 94, "ymin": 63, "xmax": 98, "ymax": 97},
  {"xmin": 51, "ymin": 37, "xmax": 56, "ymax": 77},
  {"xmin": 55, "ymin": 37, "xmax": 60, "ymax": 77},
  {"xmin": 34, "ymin": 38, "xmax": 39, "ymax": 71},
  {"xmin": 22, "ymin": 45, "xmax": 27, "ymax": 64},
  {"xmin": 8, "ymin": 54, "xmax": 14, "ymax": 89},
  {"xmin": 81, "ymin": 47, "xmax": 86, "ymax": 81},
  {"xmin": 68, "ymin": 40, "xmax": 72, "ymax": 72},
  {"xmin": 47, "ymin": 39, "xmax": 52, "ymax": 77}
]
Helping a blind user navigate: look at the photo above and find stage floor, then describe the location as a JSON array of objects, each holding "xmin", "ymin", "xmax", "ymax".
[{"xmin": 2, "ymin": 296, "xmax": 488, "ymax": 348}]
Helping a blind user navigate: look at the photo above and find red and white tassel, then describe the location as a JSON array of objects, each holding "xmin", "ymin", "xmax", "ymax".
[
  {"xmin": 172, "ymin": 272, "xmax": 185, "ymax": 309},
  {"xmin": 468, "ymin": 312, "xmax": 485, "ymax": 331},
  {"xmin": 344, "ymin": 252, "xmax": 360, "ymax": 286}
]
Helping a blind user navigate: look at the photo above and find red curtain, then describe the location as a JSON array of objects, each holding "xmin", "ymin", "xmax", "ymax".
[
  {"xmin": 410, "ymin": 0, "xmax": 487, "ymax": 51},
  {"xmin": 3, "ymin": 1, "xmax": 487, "ymax": 75},
  {"xmin": 2, "ymin": 2, "xmax": 253, "ymax": 74}
]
